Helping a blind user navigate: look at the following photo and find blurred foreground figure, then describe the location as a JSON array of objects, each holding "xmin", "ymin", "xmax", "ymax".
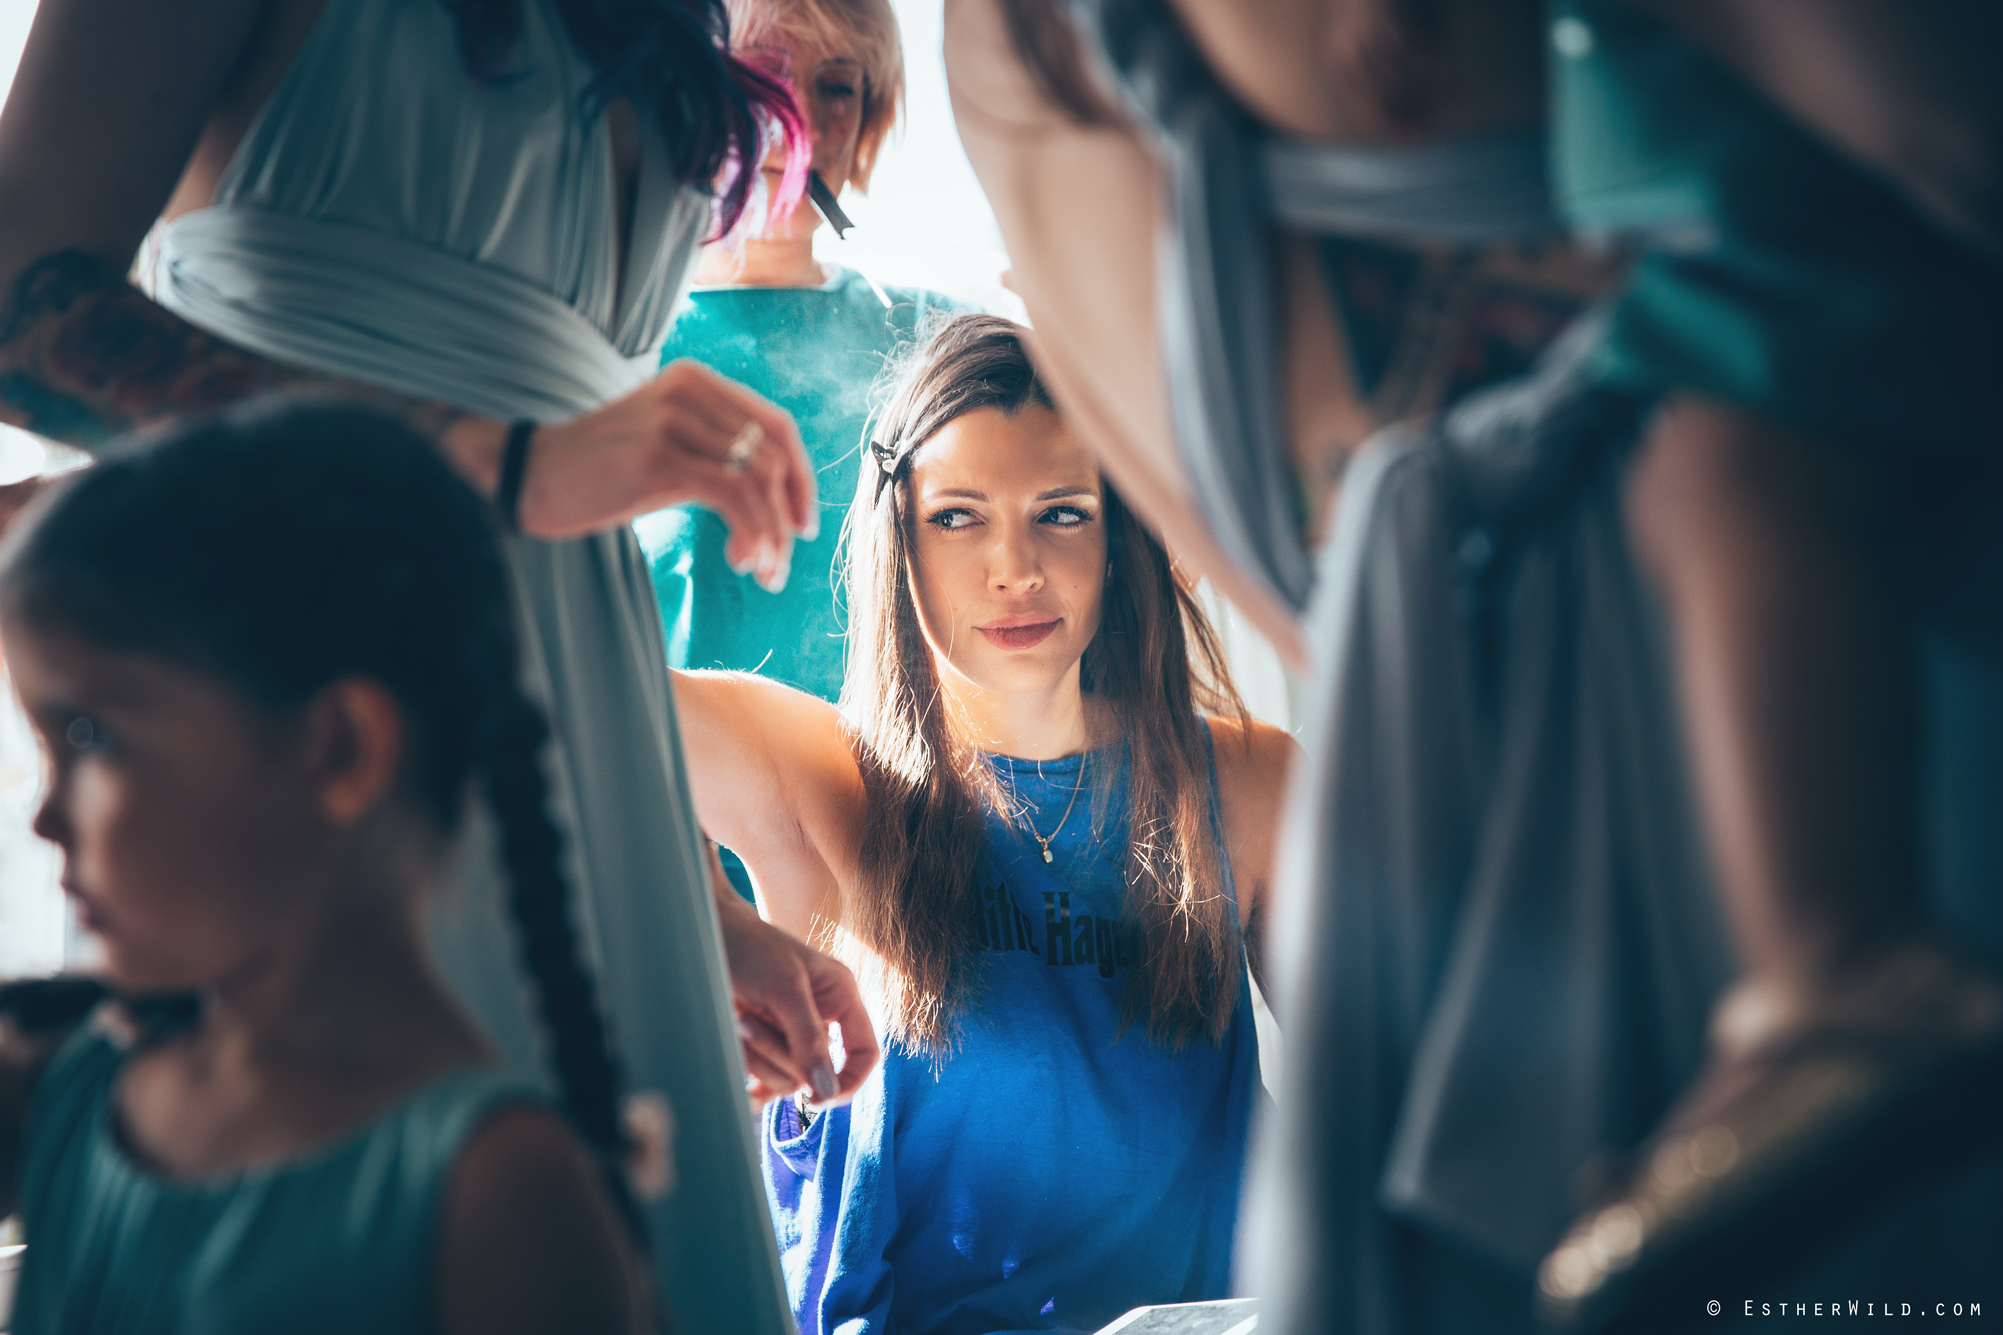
[
  {"xmin": 0, "ymin": 405, "xmax": 654, "ymax": 1335},
  {"xmin": 946, "ymin": 0, "xmax": 2003, "ymax": 1330},
  {"xmin": 0, "ymin": 1, "xmax": 877, "ymax": 1326}
]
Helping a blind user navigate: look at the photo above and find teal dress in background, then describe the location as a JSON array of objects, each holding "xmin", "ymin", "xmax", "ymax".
[
  {"xmin": 636, "ymin": 267, "xmax": 973, "ymax": 703},
  {"xmin": 1549, "ymin": 0, "xmax": 2003, "ymax": 453},
  {"xmin": 11, "ymin": 1028, "xmax": 539, "ymax": 1334}
]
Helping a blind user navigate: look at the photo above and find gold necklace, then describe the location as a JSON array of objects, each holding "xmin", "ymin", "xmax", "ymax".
[{"xmin": 1017, "ymin": 761, "xmax": 1086, "ymax": 864}]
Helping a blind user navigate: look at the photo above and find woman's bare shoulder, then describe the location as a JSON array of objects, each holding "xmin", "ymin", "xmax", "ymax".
[
  {"xmin": 1203, "ymin": 713, "xmax": 1301, "ymax": 791},
  {"xmin": 1201, "ymin": 714, "xmax": 1302, "ymax": 899}
]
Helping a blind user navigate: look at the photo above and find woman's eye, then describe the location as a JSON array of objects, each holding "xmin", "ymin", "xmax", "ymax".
[
  {"xmin": 820, "ymin": 81, "xmax": 857, "ymax": 101},
  {"xmin": 1040, "ymin": 506, "xmax": 1092, "ymax": 527},
  {"xmin": 927, "ymin": 508, "xmax": 978, "ymax": 531}
]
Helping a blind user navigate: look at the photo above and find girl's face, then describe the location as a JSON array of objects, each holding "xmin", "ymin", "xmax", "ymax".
[
  {"xmin": 757, "ymin": 34, "xmax": 867, "ymax": 236},
  {"xmin": 906, "ymin": 405, "xmax": 1109, "ymax": 700},
  {"xmin": 6, "ymin": 623, "xmax": 337, "ymax": 993}
]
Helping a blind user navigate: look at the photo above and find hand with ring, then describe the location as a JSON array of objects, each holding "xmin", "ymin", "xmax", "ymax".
[
  {"xmin": 724, "ymin": 422, "xmax": 764, "ymax": 475},
  {"xmin": 503, "ymin": 359, "xmax": 817, "ymax": 592}
]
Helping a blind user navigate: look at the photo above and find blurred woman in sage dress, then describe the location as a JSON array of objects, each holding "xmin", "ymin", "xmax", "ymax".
[{"xmin": 0, "ymin": 0, "xmax": 879, "ymax": 1325}]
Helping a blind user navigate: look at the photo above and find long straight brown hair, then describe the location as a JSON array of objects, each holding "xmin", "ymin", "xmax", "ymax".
[{"xmin": 831, "ymin": 314, "xmax": 1248, "ymax": 1055}]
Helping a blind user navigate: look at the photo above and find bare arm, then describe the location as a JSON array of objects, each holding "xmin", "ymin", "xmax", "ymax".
[
  {"xmin": 0, "ymin": 1, "xmax": 816, "ymax": 571},
  {"xmin": 0, "ymin": 1, "xmax": 439, "ymax": 447},
  {"xmin": 669, "ymin": 670, "xmax": 859, "ymax": 937},
  {"xmin": 1205, "ymin": 715, "xmax": 1303, "ymax": 998},
  {"xmin": 0, "ymin": 0, "xmax": 324, "ymax": 449},
  {"xmin": 436, "ymin": 1107, "xmax": 649, "ymax": 1335},
  {"xmin": 670, "ymin": 671, "xmax": 880, "ymax": 1107}
]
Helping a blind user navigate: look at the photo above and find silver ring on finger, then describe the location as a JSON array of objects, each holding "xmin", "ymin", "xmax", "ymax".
[{"xmin": 724, "ymin": 421, "xmax": 764, "ymax": 474}]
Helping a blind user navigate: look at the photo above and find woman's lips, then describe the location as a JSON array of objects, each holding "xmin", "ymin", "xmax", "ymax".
[{"xmin": 976, "ymin": 619, "xmax": 1059, "ymax": 650}]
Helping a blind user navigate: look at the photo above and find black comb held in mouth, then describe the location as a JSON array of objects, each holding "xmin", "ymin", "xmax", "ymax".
[{"xmin": 809, "ymin": 170, "xmax": 854, "ymax": 238}]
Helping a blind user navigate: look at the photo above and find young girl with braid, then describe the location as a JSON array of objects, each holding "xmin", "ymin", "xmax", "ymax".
[
  {"xmin": 672, "ymin": 314, "xmax": 1299, "ymax": 1335},
  {"xmin": 0, "ymin": 403, "xmax": 653, "ymax": 1334}
]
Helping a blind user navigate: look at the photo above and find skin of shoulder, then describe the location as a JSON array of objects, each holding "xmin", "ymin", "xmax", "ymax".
[
  {"xmin": 670, "ymin": 670, "xmax": 864, "ymax": 939},
  {"xmin": 1203, "ymin": 714, "xmax": 1302, "ymax": 950},
  {"xmin": 435, "ymin": 1104, "xmax": 647, "ymax": 1335}
]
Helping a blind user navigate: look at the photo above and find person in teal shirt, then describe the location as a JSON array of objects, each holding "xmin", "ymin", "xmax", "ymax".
[
  {"xmin": 637, "ymin": 0, "xmax": 974, "ymax": 702},
  {"xmin": 640, "ymin": 268, "xmax": 971, "ymax": 703},
  {"xmin": 635, "ymin": 0, "xmax": 974, "ymax": 900}
]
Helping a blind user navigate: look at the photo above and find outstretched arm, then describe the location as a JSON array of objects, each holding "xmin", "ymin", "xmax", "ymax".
[
  {"xmin": 711, "ymin": 864, "xmax": 880, "ymax": 1110},
  {"xmin": 670, "ymin": 670, "xmax": 879, "ymax": 1106},
  {"xmin": 670, "ymin": 670, "xmax": 860, "ymax": 937}
]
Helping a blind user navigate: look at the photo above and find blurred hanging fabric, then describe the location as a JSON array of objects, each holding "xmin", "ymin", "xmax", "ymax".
[{"xmin": 967, "ymin": 0, "xmax": 2003, "ymax": 1327}]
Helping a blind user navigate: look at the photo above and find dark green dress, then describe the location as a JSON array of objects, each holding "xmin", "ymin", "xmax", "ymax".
[{"xmin": 11, "ymin": 1029, "xmax": 539, "ymax": 1334}]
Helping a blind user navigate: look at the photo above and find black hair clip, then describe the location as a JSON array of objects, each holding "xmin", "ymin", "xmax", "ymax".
[{"xmin": 810, "ymin": 170, "xmax": 855, "ymax": 239}]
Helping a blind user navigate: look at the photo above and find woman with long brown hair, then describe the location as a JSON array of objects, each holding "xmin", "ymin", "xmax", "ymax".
[{"xmin": 673, "ymin": 313, "xmax": 1296, "ymax": 1335}]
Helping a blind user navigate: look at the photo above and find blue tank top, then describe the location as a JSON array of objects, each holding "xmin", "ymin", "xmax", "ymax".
[
  {"xmin": 764, "ymin": 733, "xmax": 1263, "ymax": 1335},
  {"xmin": 11, "ymin": 1026, "xmax": 541, "ymax": 1334}
]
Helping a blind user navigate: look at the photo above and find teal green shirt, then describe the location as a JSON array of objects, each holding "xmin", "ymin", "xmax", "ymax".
[
  {"xmin": 12, "ymin": 1027, "xmax": 541, "ymax": 1335},
  {"xmin": 635, "ymin": 268, "xmax": 973, "ymax": 702}
]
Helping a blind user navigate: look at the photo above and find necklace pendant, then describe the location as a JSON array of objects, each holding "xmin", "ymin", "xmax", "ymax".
[{"xmin": 1041, "ymin": 846, "xmax": 1053, "ymax": 864}]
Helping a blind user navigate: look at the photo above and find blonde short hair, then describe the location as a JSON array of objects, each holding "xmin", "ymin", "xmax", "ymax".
[{"xmin": 728, "ymin": 0, "xmax": 904, "ymax": 193}]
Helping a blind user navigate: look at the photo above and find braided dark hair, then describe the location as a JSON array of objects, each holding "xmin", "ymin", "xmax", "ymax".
[
  {"xmin": 0, "ymin": 400, "xmax": 644, "ymax": 1240},
  {"xmin": 442, "ymin": 0, "xmax": 807, "ymax": 237}
]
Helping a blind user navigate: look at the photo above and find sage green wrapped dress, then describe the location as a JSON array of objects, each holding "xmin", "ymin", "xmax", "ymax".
[{"xmin": 146, "ymin": 0, "xmax": 792, "ymax": 1329}]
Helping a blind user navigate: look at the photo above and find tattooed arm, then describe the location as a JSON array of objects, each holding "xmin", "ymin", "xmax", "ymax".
[
  {"xmin": 0, "ymin": 0, "xmax": 816, "ymax": 565},
  {"xmin": 0, "ymin": 249, "xmax": 816, "ymax": 566},
  {"xmin": 0, "ymin": 250, "xmax": 476, "ymax": 448},
  {"xmin": 0, "ymin": 0, "xmax": 303, "ymax": 433},
  {"xmin": 0, "ymin": 0, "xmax": 494, "ymax": 487}
]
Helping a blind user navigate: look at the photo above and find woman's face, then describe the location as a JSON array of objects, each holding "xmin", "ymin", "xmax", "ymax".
[
  {"xmin": 906, "ymin": 405, "xmax": 1108, "ymax": 700},
  {"xmin": 757, "ymin": 33, "xmax": 867, "ymax": 236},
  {"xmin": 5, "ymin": 622, "xmax": 334, "ymax": 993}
]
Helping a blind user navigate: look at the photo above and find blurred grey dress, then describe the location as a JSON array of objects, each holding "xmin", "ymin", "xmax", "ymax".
[
  {"xmin": 151, "ymin": 0, "xmax": 791, "ymax": 1329},
  {"xmin": 956, "ymin": 1, "xmax": 2003, "ymax": 1329}
]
